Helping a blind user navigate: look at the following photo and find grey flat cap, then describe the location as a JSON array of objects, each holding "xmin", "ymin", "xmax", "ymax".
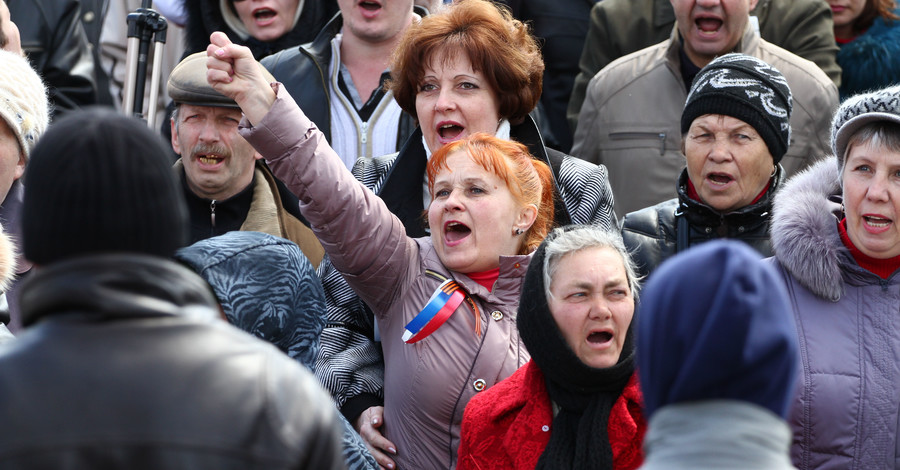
[{"xmin": 167, "ymin": 51, "xmax": 275, "ymax": 108}]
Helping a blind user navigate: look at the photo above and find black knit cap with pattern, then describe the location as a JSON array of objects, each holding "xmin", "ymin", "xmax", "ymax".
[
  {"xmin": 681, "ymin": 53, "xmax": 793, "ymax": 164},
  {"xmin": 23, "ymin": 108, "xmax": 188, "ymax": 264}
]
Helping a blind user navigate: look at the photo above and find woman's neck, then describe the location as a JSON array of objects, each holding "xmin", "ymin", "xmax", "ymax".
[
  {"xmin": 466, "ymin": 267, "xmax": 500, "ymax": 291},
  {"xmin": 838, "ymin": 218, "xmax": 900, "ymax": 279}
]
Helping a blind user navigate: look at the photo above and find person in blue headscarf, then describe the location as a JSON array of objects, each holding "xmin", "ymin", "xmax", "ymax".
[
  {"xmin": 176, "ymin": 231, "xmax": 378, "ymax": 470},
  {"xmin": 637, "ymin": 240, "xmax": 799, "ymax": 470}
]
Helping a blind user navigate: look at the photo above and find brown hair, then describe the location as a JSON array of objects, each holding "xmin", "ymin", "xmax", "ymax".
[
  {"xmin": 853, "ymin": 0, "xmax": 899, "ymax": 35},
  {"xmin": 427, "ymin": 133, "xmax": 554, "ymax": 254},
  {"xmin": 388, "ymin": 0, "xmax": 543, "ymax": 125}
]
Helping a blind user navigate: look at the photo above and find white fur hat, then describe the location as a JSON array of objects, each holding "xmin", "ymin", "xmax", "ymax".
[
  {"xmin": 832, "ymin": 85, "xmax": 900, "ymax": 168},
  {"xmin": 0, "ymin": 49, "xmax": 49, "ymax": 160}
]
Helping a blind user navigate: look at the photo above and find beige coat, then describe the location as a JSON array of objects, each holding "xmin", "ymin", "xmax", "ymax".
[
  {"xmin": 243, "ymin": 86, "xmax": 531, "ymax": 469},
  {"xmin": 571, "ymin": 25, "xmax": 838, "ymax": 217}
]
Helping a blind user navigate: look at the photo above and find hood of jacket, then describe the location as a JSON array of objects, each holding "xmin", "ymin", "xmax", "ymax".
[
  {"xmin": 175, "ymin": 231, "xmax": 325, "ymax": 371},
  {"xmin": 638, "ymin": 241, "xmax": 798, "ymax": 418},
  {"xmin": 183, "ymin": 0, "xmax": 337, "ymax": 59},
  {"xmin": 19, "ymin": 253, "xmax": 220, "ymax": 327},
  {"xmin": 770, "ymin": 156, "xmax": 847, "ymax": 301}
]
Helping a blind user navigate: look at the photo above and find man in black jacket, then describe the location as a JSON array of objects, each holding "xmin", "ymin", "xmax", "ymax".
[
  {"xmin": 7, "ymin": 0, "xmax": 98, "ymax": 118},
  {"xmin": 0, "ymin": 108, "xmax": 345, "ymax": 470},
  {"xmin": 262, "ymin": 0, "xmax": 422, "ymax": 169}
]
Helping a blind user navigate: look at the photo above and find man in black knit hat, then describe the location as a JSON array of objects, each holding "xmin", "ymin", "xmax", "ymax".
[{"xmin": 0, "ymin": 108, "xmax": 345, "ymax": 469}]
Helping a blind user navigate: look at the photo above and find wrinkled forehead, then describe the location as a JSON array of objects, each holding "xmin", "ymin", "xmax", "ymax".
[{"xmin": 177, "ymin": 103, "xmax": 244, "ymax": 120}]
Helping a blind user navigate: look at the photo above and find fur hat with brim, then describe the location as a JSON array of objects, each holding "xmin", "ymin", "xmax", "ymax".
[
  {"xmin": 831, "ymin": 85, "xmax": 900, "ymax": 168},
  {"xmin": 0, "ymin": 49, "xmax": 49, "ymax": 160}
]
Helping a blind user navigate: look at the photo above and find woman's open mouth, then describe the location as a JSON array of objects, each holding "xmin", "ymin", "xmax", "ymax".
[
  {"xmin": 863, "ymin": 215, "xmax": 893, "ymax": 233},
  {"xmin": 587, "ymin": 330, "xmax": 613, "ymax": 346},
  {"xmin": 252, "ymin": 8, "xmax": 278, "ymax": 25},
  {"xmin": 707, "ymin": 172, "xmax": 734, "ymax": 187},
  {"xmin": 444, "ymin": 221, "xmax": 471, "ymax": 246},
  {"xmin": 437, "ymin": 123, "xmax": 465, "ymax": 142}
]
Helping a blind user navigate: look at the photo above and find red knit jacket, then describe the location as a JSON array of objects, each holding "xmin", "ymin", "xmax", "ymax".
[{"xmin": 457, "ymin": 360, "xmax": 645, "ymax": 470}]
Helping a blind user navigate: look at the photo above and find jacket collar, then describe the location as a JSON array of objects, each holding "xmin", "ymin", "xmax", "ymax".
[
  {"xmin": 643, "ymin": 400, "xmax": 793, "ymax": 468},
  {"xmin": 20, "ymin": 254, "xmax": 219, "ymax": 327},
  {"xmin": 676, "ymin": 166, "xmax": 780, "ymax": 234}
]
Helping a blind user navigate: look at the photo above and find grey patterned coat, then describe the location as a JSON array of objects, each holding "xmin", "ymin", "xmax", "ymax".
[{"xmin": 315, "ymin": 115, "xmax": 618, "ymax": 422}]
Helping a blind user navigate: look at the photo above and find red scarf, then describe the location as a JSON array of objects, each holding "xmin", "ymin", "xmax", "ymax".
[{"xmin": 838, "ymin": 218, "xmax": 900, "ymax": 279}]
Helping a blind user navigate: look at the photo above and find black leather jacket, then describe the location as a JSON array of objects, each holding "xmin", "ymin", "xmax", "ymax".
[
  {"xmin": 621, "ymin": 167, "xmax": 781, "ymax": 280},
  {"xmin": 261, "ymin": 9, "xmax": 425, "ymax": 149},
  {"xmin": 0, "ymin": 254, "xmax": 345, "ymax": 469},
  {"xmin": 9, "ymin": 0, "xmax": 98, "ymax": 118}
]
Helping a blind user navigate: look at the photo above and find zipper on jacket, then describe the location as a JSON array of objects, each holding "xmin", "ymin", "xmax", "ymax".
[
  {"xmin": 210, "ymin": 200, "xmax": 217, "ymax": 232},
  {"xmin": 608, "ymin": 131, "xmax": 667, "ymax": 155}
]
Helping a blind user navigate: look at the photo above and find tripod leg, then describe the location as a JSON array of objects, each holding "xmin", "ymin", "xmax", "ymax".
[
  {"xmin": 147, "ymin": 40, "xmax": 165, "ymax": 130},
  {"xmin": 123, "ymin": 36, "xmax": 140, "ymax": 117}
]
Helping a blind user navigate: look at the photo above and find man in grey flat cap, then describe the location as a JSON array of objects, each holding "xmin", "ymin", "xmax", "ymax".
[{"xmin": 167, "ymin": 51, "xmax": 323, "ymax": 267}]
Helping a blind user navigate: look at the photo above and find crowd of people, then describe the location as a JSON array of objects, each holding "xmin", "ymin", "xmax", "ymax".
[{"xmin": 0, "ymin": 0, "xmax": 899, "ymax": 468}]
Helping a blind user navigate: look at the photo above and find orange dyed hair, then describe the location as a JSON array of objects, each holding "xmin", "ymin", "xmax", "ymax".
[
  {"xmin": 427, "ymin": 133, "xmax": 554, "ymax": 254},
  {"xmin": 388, "ymin": 0, "xmax": 543, "ymax": 125}
]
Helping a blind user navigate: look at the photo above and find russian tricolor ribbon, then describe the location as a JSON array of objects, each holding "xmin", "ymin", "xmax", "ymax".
[{"xmin": 403, "ymin": 279, "xmax": 467, "ymax": 343}]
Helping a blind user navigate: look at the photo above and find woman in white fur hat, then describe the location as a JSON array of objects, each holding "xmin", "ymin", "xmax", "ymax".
[
  {"xmin": 769, "ymin": 85, "xmax": 900, "ymax": 469},
  {"xmin": 0, "ymin": 48, "xmax": 50, "ymax": 334}
]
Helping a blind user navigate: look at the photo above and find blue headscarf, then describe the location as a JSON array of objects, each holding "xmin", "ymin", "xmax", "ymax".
[
  {"xmin": 637, "ymin": 241, "xmax": 799, "ymax": 418},
  {"xmin": 175, "ymin": 231, "xmax": 325, "ymax": 371}
]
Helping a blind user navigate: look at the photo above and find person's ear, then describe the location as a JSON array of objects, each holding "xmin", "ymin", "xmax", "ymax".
[{"xmin": 170, "ymin": 117, "xmax": 182, "ymax": 155}]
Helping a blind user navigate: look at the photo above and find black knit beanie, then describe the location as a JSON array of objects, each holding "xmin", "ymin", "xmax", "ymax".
[
  {"xmin": 23, "ymin": 108, "xmax": 188, "ymax": 264},
  {"xmin": 681, "ymin": 53, "xmax": 793, "ymax": 164}
]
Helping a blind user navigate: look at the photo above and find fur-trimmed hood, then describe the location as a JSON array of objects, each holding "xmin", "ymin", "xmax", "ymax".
[{"xmin": 770, "ymin": 156, "xmax": 847, "ymax": 301}]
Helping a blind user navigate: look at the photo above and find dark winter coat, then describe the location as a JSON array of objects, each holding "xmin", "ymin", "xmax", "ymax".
[
  {"xmin": 621, "ymin": 168, "xmax": 780, "ymax": 280},
  {"xmin": 176, "ymin": 231, "xmax": 378, "ymax": 470},
  {"xmin": 0, "ymin": 253, "xmax": 345, "ymax": 469},
  {"xmin": 9, "ymin": 0, "xmax": 98, "ymax": 117}
]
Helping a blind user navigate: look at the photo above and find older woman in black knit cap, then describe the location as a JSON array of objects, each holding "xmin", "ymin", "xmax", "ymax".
[
  {"xmin": 622, "ymin": 53, "xmax": 797, "ymax": 280},
  {"xmin": 458, "ymin": 225, "xmax": 645, "ymax": 470}
]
